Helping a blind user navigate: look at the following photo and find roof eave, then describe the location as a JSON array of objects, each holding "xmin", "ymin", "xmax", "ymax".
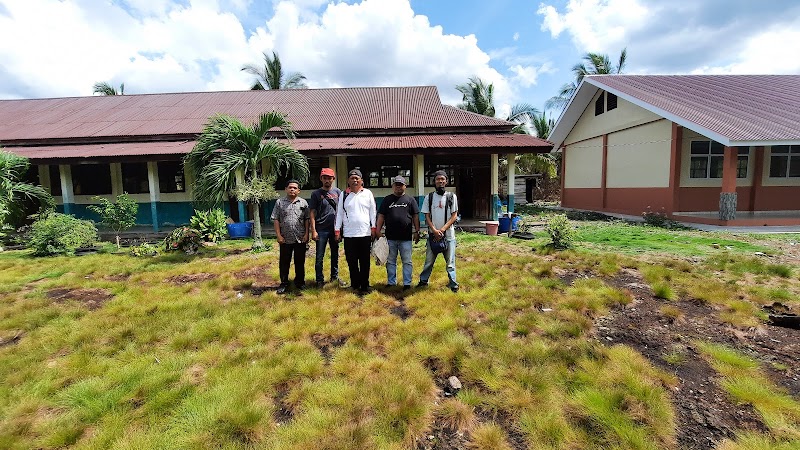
[{"xmin": 547, "ymin": 80, "xmax": 600, "ymax": 152}]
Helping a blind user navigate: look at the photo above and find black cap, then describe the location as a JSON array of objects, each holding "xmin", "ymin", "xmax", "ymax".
[{"xmin": 348, "ymin": 169, "xmax": 363, "ymax": 178}]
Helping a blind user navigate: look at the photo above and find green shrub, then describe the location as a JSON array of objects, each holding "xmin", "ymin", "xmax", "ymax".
[
  {"xmin": 28, "ymin": 213, "xmax": 97, "ymax": 256},
  {"xmin": 642, "ymin": 206, "xmax": 668, "ymax": 227},
  {"xmin": 189, "ymin": 209, "xmax": 227, "ymax": 243},
  {"xmin": 545, "ymin": 214, "xmax": 575, "ymax": 249},
  {"xmin": 164, "ymin": 227, "xmax": 202, "ymax": 254},
  {"xmin": 130, "ymin": 242, "xmax": 159, "ymax": 257},
  {"xmin": 88, "ymin": 193, "xmax": 138, "ymax": 248}
]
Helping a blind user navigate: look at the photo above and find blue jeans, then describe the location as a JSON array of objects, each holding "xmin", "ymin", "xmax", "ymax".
[
  {"xmin": 419, "ymin": 237, "xmax": 457, "ymax": 289},
  {"xmin": 386, "ymin": 239, "xmax": 413, "ymax": 286},
  {"xmin": 314, "ymin": 230, "xmax": 339, "ymax": 283}
]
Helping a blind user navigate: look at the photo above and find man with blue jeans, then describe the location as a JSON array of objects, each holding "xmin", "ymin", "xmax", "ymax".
[
  {"xmin": 418, "ymin": 170, "xmax": 459, "ymax": 292},
  {"xmin": 375, "ymin": 176, "xmax": 420, "ymax": 290},
  {"xmin": 309, "ymin": 168, "xmax": 342, "ymax": 288}
]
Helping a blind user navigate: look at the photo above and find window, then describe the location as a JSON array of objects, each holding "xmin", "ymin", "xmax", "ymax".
[
  {"xmin": 607, "ymin": 92, "xmax": 618, "ymax": 111},
  {"xmin": 689, "ymin": 141, "xmax": 748, "ymax": 179},
  {"xmin": 121, "ymin": 162, "xmax": 149, "ymax": 194},
  {"xmin": 71, "ymin": 164, "xmax": 112, "ymax": 195},
  {"xmin": 594, "ymin": 95, "xmax": 604, "ymax": 116},
  {"xmin": 347, "ymin": 157, "xmax": 413, "ymax": 188},
  {"xmin": 48, "ymin": 165, "xmax": 62, "ymax": 196},
  {"xmin": 769, "ymin": 145, "xmax": 800, "ymax": 178},
  {"xmin": 425, "ymin": 165, "xmax": 457, "ymax": 186},
  {"xmin": 157, "ymin": 161, "xmax": 185, "ymax": 193},
  {"xmin": 594, "ymin": 91, "xmax": 618, "ymax": 116}
]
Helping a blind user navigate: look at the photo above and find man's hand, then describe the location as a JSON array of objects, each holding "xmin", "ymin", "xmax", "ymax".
[
  {"xmin": 371, "ymin": 227, "xmax": 378, "ymax": 241},
  {"xmin": 312, "ymin": 231, "xmax": 319, "ymax": 241},
  {"xmin": 302, "ymin": 233, "xmax": 309, "ymax": 244},
  {"xmin": 335, "ymin": 230, "xmax": 341, "ymax": 242},
  {"xmin": 276, "ymin": 235, "xmax": 285, "ymax": 244},
  {"xmin": 413, "ymin": 231, "xmax": 420, "ymax": 244},
  {"xmin": 433, "ymin": 228, "xmax": 444, "ymax": 239}
]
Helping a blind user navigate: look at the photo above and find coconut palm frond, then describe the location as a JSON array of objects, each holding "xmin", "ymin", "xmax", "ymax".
[
  {"xmin": 531, "ymin": 112, "xmax": 555, "ymax": 139},
  {"xmin": 242, "ymin": 51, "xmax": 308, "ymax": 90},
  {"xmin": 252, "ymin": 111, "xmax": 296, "ymax": 141},
  {"xmin": 92, "ymin": 81, "xmax": 123, "ymax": 96},
  {"xmin": 455, "ymin": 76, "xmax": 495, "ymax": 117},
  {"xmin": 257, "ymin": 140, "xmax": 309, "ymax": 185}
]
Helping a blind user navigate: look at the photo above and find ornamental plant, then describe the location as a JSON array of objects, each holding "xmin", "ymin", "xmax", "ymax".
[
  {"xmin": 164, "ymin": 226, "xmax": 202, "ymax": 255},
  {"xmin": 189, "ymin": 209, "xmax": 227, "ymax": 243},
  {"xmin": 545, "ymin": 214, "xmax": 576, "ymax": 249},
  {"xmin": 28, "ymin": 213, "xmax": 97, "ymax": 256},
  {"xmin": 88, "ymin": 193, "xmax": 138, "ymax": 249}
]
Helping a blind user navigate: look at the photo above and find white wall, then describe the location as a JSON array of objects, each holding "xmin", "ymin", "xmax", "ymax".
[
  {"xmin": 606, "ymin": 119, "xmax": 672, "ymax": 188},
  {"xmin": 564, "ymin": 91, "xmax": 663, "ymax": 146},
  {"xmin": 564, "ymin": 136, "xmax": 603, "ymax": 188}
]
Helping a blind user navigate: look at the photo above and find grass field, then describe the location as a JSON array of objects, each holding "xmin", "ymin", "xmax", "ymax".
[{"xmin": 0, "ymin": 222, "xmax": 798, "ymax": 449}]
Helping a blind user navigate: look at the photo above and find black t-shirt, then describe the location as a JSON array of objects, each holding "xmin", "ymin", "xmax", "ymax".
[
  {"xmin": 378, "ymin": 194, "xmax": 420, "ymax": 241},
  {"xmin": 308, "ymin": 187, "xmax": 341, "ymax": 232}
]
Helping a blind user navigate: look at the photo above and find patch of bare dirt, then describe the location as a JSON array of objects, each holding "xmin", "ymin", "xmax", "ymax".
[
  {"xmin": 310, "ymin": 333, "xmax": 347, "ymax": 364},
  {"xmin": 272, "ymin": 382, "xmax": 294, "ymax": 425},
  {"xmin": 390, "ymin": 301, "xmax": 412, "ymax": 321},
  {"xmin": 46, "ymin": 288, "xmax": 113, "ymax": 310},
  {"xmin": 592, "ymin": 268, "xmax": 800, "ymax": 450},
  {"xmin": 233, "ymin": 266, "xmax": 280, "ymax": 295},
  {"xmin": 416, "ymin": 419, "xmax": 469, "ymax": 450},
  {"xmin": 165, "ymin": 273, "xmax": 218, "ymax": 284},
  {"xmin": 0, "ymin": 330, "xmax": 23, "ymax": 347},
  {"xmin": 104, "ymin": 273, "xmax": 130, "ymax": 282}
]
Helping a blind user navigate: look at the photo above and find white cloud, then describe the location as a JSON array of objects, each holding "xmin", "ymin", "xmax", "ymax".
[
  {"xmin": 537, "ymin": 0, "xmax": 649, "ymax": 53},
  {"xmin": 691, "ymin": 28, "xmax": 800, "ymax": 75},
  {"xmin": 513, "ymin": 32, "xmax": 519, "ymax": 41},
  {"xmin": 509, "ymin": 62, "xmax": 555, "ymax": 88}
]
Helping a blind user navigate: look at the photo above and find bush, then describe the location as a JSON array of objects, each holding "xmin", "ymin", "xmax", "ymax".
[
  {"xmin": 189, "ymin": 209, "xmax": 227, "ymax": 243},
  {"xmin": 164, "ymin": 227, "xmax": 202, "ymax": 254},
  {"xmin": 88, "ymin": 193, "xmax": 139, "ymax": 248},
  {"xmin": 130, "ymin": 242, "xmax": 159, "ymax": 257},
  {"xmin": 545, "ymin": 214, "xmax": 575, "ymax": 249},
  {"xmin": 642, "ymin": 206, "xmax": 668, "ymax": 227},
  {"xmin": 28, "ymin": 213, "xmax": 97, "ymax": 256}
]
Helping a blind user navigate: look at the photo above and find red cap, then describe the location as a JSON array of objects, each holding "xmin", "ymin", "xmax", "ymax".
[{"xmin": 320, "ymin": 168, "xmax": 335, "ymax": 177}]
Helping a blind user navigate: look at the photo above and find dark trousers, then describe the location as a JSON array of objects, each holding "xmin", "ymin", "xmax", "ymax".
[
  {"xmin": 344, "ymin": 236, "xmax": 371, "ymax": 291},
  {"xmin": 314, "ymin": 230, "xmax": 339, "ymax": 283},
  {"xmin": 279, "ymin": 242, "xmax": 306, "ymax": 287}
]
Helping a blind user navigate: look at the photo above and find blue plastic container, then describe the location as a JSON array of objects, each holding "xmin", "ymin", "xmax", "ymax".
[
  {"xmin": 497, "ymin": 215, "xmax": 521, "ymax": 233},
  {"xmin": 227, "ymin": 222, "xmax": 253, "ymax": 239}
]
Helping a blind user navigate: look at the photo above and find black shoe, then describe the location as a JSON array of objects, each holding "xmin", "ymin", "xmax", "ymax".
[
  {"xmin": 358, "ymin": 287, "xmax": 372, "ymax": 296},
  {"xmin": 316, "ymin": 281, "xmax": 325, "ymax": 288},
  {"xmin": 297, "ymin": 284, "xmax": 308, "ymax": 291},
  {"xmin": 277, "ymin": 285, "xmax": 288, "ymax": 295},
  {"xmin": 450, "ymin": 286, "xmax": 459, "ymax": 293},
  {"xmin": 417, "ymin": 281, "xmax": 428, "ymax": 288},
  {"xmin": 403, "ymin": 285, "xmax": 411, "ymax": 291}
]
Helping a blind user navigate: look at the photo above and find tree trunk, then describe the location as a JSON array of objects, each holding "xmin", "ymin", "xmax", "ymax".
[
  {"xmin": 116, "ymin": 234, "xmax": 121, "ymax": 249},
  {"xmin": 250, "ymin": 167, "xmax": 263, "ymax": 249}
]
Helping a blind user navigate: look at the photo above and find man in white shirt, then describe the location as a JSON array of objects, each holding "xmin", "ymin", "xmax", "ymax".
[
  {"xmin": 334, "ymin": 169, "xmax": 377, "ymax": 295},
  {"xmin": 418, "ymin": 170, "xmax": 459, "ymax": 292}
]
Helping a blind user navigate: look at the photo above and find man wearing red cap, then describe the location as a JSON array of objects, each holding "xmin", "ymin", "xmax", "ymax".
[{"xmin": 309, "ymin": 168, "xmax": 342, "ymax": 287}]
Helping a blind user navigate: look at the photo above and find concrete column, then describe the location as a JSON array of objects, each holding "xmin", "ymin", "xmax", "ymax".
[
  {"xmin": 147, "ymin": 162, "xmax": 160, "ymax": 232},
  {"xmin": 749, "ymin": 147, "xmax": 764, "ymax": 212},
  {"xmin": 601, "ymin": 135, "xmax": 608, "ymax": 209},
  {"xmin": 490, "ymin": 153, "xmax": 499, "ymax": 220},
  {"xmin": 336, "ymin": 156, "xmax": 348, "ymax": 186},
  {"xmin": 59, "ymin": 164, "xmax": 74, "ymax": 215},
  {"xmin": 110, "ymin": 163, "xmax": 123, "ymax": 196},
  {"xmin": 668, "ymin": 124, "xmax": 683, "ymax": 214},
  {"xmin": 328, "ymin": 156, "xmax": 338, "ymax": 189},
  {"xmin": 719, "ymin": 146, "xmax": 738, "ymax": 221},
  {"xmin": 507, "ymin": 153, "xmax": 516, "ymax": 213},
  {"xmin": 235, "ymin": 168, "xmax": 247, "ymax": 222},
  {"xmin": 413, "ymin": 154, "xmax": 425, "ymax": 201},
  {"xmin": 38, "ymin": 165, "xmax": 50, "ymax": 192}
]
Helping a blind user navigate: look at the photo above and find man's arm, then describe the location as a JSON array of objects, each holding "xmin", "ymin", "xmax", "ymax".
[
  {"xmin": 412, "ymin": 214, "xmax": 421, "ymax": 244},
  {"xmin": 273, "ymin": 219, "xmax": 284, "ymax": 244},
  {"xmin": 369, "ymin": 191, "xmax": 378, "ymax": 240},
  {"xmin": 375, "ymin": 213, "xmax": 385, "ymax": 236},
  {"xmin": 310, "ymin": 210, "xmax": 318, "ymax": 240},
  {"xmin": 334, "ymin": 194, "xmax": 344, "ymax": 241},
  {"xmin": 441, "ymin": 210, "xmax": 458, "ymax": 233}
]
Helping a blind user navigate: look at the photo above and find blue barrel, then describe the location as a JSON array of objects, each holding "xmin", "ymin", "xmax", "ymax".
[
  {"xmin": 498, "ymin": 216, "xmax": 512, "ymax": 233},
  {"xmin": 511, "ymin": 216, "xmax": 521, "ymax": 231},
  {"xmin": 227, "ymin": 222, "xmax": 253, "ymax": 239}
]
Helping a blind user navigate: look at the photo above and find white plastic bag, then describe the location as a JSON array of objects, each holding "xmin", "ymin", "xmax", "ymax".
[{"xmin": 371, "ymin": 236, "xmax": 389, "ymax": 266}]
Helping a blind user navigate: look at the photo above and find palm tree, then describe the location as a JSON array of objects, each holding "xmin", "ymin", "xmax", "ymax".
[
  {"xmin": 531, "ymin": 111, "xmax": 554, "ymax": 139},
  {"xmin": 0, "ymin": 149, "xmax": 53, "ymax": 231},
  {"xmin": 546, "ymin": 48, "xmax": 627, "ymax": 112},
  {"xmin": 242, "ymin": 51, "xmax": 308, "ymax": 90},
  {"xmin": 92, "ymin": 81, "xmax": 125, "ymax": 96},
  {"xmin": 184, "ymin": 112, "xmax": 309, "ymax": 249},
  {"xmin": 455, "ymin": 76, "xmax": 496, "ymax": 117}
]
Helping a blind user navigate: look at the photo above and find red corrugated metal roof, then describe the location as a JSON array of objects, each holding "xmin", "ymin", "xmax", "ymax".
[
  {"xmin": 0, "ymin": 86, "xmax": 511, "ymax": 142},
  {"xmin": 10, "ymin": 134, "xmax": 551, "ymax": 160},
  {"xmin": 586, "ymin": 75, "xmax": 800, "ymax": 145}
]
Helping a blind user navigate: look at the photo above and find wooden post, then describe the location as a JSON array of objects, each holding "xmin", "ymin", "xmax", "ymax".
[
  {"xmin": 490, "ymin": 153, "xmax": 499, "ymax": 220},
  {"xmin": 719, "ymin": 146, "xmax": 738, "ymax": 220},
  {"xmin": 147, "ymin": 162, "xmax": 160, "ymax": 232}
]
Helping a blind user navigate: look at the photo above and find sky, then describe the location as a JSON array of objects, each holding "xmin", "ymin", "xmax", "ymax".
[{"xmin": 1, "ymin": 0, "xmax": 800, "ymax": 118}]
